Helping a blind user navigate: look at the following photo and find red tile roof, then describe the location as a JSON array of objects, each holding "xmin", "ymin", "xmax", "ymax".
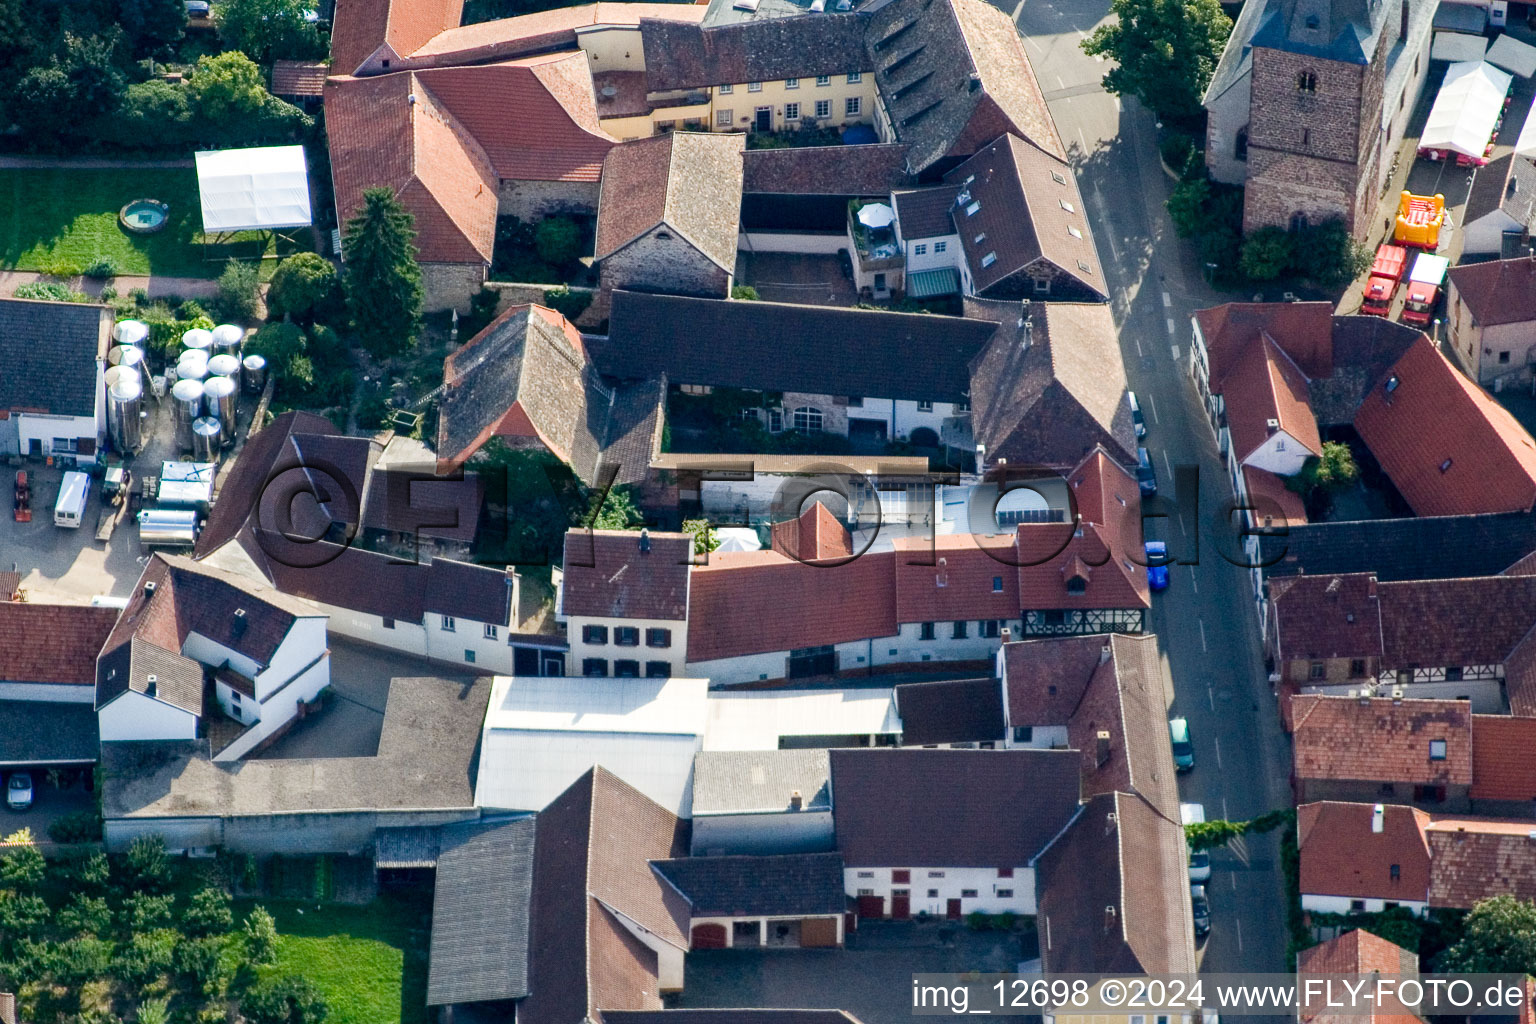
[
  {"xmin": 1507, "ymin": 628, "xmax": 1536, "ymax": 716},
  {"xmin": 769, "ymin": 502, "xmax": 852, "ymax": 565},
  {"xmin": 1354, "ymin": 335, "xmax": 1536, "ymax": 517},
  {"xmin": 891, "ymin": 534, "xmax": 1021, "ymax": 624},
  {"xmin": 1447, "ymin": 255, "xmax": 1536, "ymax": 328},
  {"xmin": 0, "ymin": 603, "xmax": 118, "ymax": 686},
  {"xmin": 331, "ymin": 0, "xmax": 465, "ymax": 77},
  {"xmin": 1271, "ymin": 572, "xmax": 1383, "ymax": 662},
  {"xmin": 325, "ymin": 72, "xmax": 500, "ymax": 265},
  {"xmin": 1378, "ymin": 574, "xmax": 1536, "ymax": 669},
  {"xmin": 406, "ymin": 2, "xmax": 706, "ymax": 67},
  {"xmin": 1426, "ymin": 816, "xmax": 1536, "ymax": 909},
  {"xmin": 1291, "ymin": 695, "xmax": 1473, "ymax": 786},
  {"xmin": 1298, "ymin": 929, "xmax": 1420, "ymax": 1024},
  {"xmin": 1296, "ymin": 801, "xmax": 1432, "ymax": 902},
  {"xmin": 1015, "ymin": 448, "xmax": 1147, "ymax": 611},
  {"xmin": 271, "ymin": 60, "xmax": 328, "ymax": 97},
  {"xmin": 1243, "ymin": 466, "xmax": 1309, "ymax": 527},
  {"xmin": 561, "ymin": 530, "xmax": 693, "ymax": 621},
  {"xmin": 1221, "ymin": 333, "xmax": 1321, "ymax": 463},
  {"xmin": 686, "ymin": 549, "xmax": 898, "ymax": 663},
  {"xmin": 594, "ymin": 131, "xmax": 745, "ymax": 271},
  {"xmin": 1470, "ymin": 714, "xmax": 1536, "ymax": 801},
  {"xmin": 1194, "ymin": 301, "xmax": 1335, "ymax": 387}
]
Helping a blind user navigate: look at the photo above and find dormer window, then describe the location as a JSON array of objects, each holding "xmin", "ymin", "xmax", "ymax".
[
  {"xmin": 1429, "ymin": 739, "xmax": 1447, "ymax": 761},
  {"xmin": 1297, "ymin": 70, "xmax": 1317, "ymax": 93},
  {"xmin": 1066, "ymin": 576, "xmax": 1087, "ymax": 595},
  {"xmin": 1305, "ymin": 13, "xmax": 1319, "ymax": 27}
]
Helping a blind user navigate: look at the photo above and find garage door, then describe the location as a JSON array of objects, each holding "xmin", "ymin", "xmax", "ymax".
[
  {"xmin": 856, "ymin": 895, "xmax": 885, "ymax": 919},
  {"xmin": 800, "ymin": 917, "xmax": 839, "ymax": 947},
  {"xmin": 691, "ymin": 923, "xmax": 728, "ymax": 950}
]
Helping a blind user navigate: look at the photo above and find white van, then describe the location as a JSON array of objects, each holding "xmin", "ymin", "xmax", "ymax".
[
  {"xmin": 54, "ymin": 471, "xmax": 90, "ymax": 529},
  {"xmin": 1181, "ymin": 802, "xmax": 1211, "ymax": 883}
]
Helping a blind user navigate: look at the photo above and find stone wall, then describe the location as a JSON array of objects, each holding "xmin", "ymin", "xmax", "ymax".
[
  {"xmin": 599, "ymin": 230, "xmax": 731, "ymax": 301},
  {"xmin": 498, "ymin": 179, "xmax": 601, "ymax": 220},
  {"xmin": 484, "ymin": 281, "xmax": 604, "ymax": 329},
  {"xmin": 781, "ymin": 391, "xmax": 850, "ymax": 437},
  {"xmin": 422, "ymin": 262, "xmax": 488, "ymax": 314}
]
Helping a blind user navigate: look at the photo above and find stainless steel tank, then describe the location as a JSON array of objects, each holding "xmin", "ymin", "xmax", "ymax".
[
  {"xmin": 112, "ymin": 319, "xmax": 149, "ymax": 346},
  {"xmin": 171, "ymin": 378, "xmax": 205, "ymax": 452},
  {"xmin": 103, "ymin": 364, "xmax": 141, "ymax": 391},
  {"xmin": 241, "ymin": 354, "xmax": 268, "ymax": 395},
  {"xmin": 176, "ymin": 351, "xmax": 209, "ymax": 382},
  {"xmin": 211, "ymin": 323, "xmax": 243, "ymax": 357},
  {"xmin": 191, "ymin": 416, "xmax": 222, "ymax": 462},
  {"xmin": 107, "ymin": 375, "xmax": 144, "ymax": 453},
  {"xmin": 203, "ymin": 374, "xmax": 238, "ymax": 446},
  {"xmin": 207, "ymin": 353, "xmax": 241, "ymax": 391},
  {"xmin": 181, "ymin": 327, "xmax": 214, "ymax": 354},
  {"xmin": 108, "ymin": 345, "xmax": 145, "ymax": 371}
]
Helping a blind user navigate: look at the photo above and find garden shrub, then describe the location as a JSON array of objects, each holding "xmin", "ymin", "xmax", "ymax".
[
  {"xmin": 47, "ymin": 808, "xmax": 103, "ymax": 844},
  {"xmin": 14, "ymin": 282, "xmax": 90, "ymax": 303},
  {"xmin": 542, "ymin": 285, "xmax": 591, "ymax": 322},
  {"xmin": 212, "ymin": 259, "xmax": 260, "ymax": 322}
]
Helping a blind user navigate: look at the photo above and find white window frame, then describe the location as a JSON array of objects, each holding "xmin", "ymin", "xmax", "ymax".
[
  {"xmin": 748, "ymin": 81, "xmax": 763, "ymax": 92},
  {"xmin": 845, "ymin": 96, "xmax": 861, "ymax": 116},
  {"xmin": 719, "ymin": 83, "xmax": 733, "ymax": 94},
  {"xmin": 792, "ymin": 407, "xmax": 823, "ymax": 434},
  {"xmin": 934, "ymin": 240, "xmax": 947, "ymax": 253},
  {"xmin": 913, "ymin": 243, "xmax": 927, "ymax": 255},
  {"xmin": 484, "ymin": 623, "xmax": 498, "ymax": 640},
  {"xmin": 815, "ymin": 99, "xmax": 831, "ymax": 118},
  {"xmin": 716, "ymin": 109, "xmax": 733, "ymax": 127},
  {"xmin": 786, "ymin": 77, "xmax": 800, "ymax": 89},
  {"xmin": 785, "ymin": 102, "xmax": 800, "ymax": 120},
  {"xmin": 847, "ymin": 72, "xmax": 862, "ymax": 83},
  {"xmin": 441, "ymin": 615, "xmax": 456, "ymax": 632},
  {"xmin": 816, "ymin": 75, "xmax": 831, "ymax": 86}
]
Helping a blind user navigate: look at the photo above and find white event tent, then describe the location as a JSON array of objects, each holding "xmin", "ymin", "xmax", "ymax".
[
  {"xmin": 1420, "ymin": 60, "xmax": 1514, "ymax": 159},
  {"xmin": 194, "ymin": 145, "xmax": 312, "ymax": 233}
]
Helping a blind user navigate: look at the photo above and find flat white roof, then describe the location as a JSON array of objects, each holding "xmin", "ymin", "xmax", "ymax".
[
  {"xmin": 483, "ymin": 675, "xmax": 710, "ymax": 735},
  {"xmin": 702, "ymin": 687, "xmax": 902, "ymax": 751},
  {"xmin": 195, "ymin": 145, "xmax": 312, "ymax": 233}
]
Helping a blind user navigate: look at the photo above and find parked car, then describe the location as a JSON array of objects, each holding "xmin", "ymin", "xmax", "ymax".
[
  {"xmin": 1128, "ymin": 391, "xmax": 1146, "ymax": 438},
  {"xmin": 1136, "ymin": 446, "xmax": 1157, "ymax": 497},
  {"xmin": 1182, "ymin": 802, "xmax": 1211, "ymax": 883},
  {"xmin": 1190, "ymin": 884, "xmax": 1211, "ymax": 937},
  {"xmin": 185, "ymin": 0, "xmax": 211, "ymax": 16},
  {"xmin": 1169, "ymin": 717, "xmax": 1194, "ymax": 771},
  {"xmin": 836, "ymin": 249, "xmax": 853, "ymax": 281},
  {"xmin": 6, "ymin": 771, "xmax": 33, "ymax": 812},
  {"xmin": 1145, "ymin": 539, "xmax": 1169, "ymax": 591}
]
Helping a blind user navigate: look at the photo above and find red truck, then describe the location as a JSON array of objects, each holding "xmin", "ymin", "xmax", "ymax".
[
  {"xmin": 1361, "ymin": 244, "xmax": 1408, "ymax": 316},
  {"xmin": 1401, "ymin": 252, "xmax": 1450, "ymax": 327}
]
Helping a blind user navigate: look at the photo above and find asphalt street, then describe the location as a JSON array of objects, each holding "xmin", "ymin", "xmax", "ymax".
[{"xmin": 1004, "ymin": 0, "xmax": 1296, "ymax": 973}]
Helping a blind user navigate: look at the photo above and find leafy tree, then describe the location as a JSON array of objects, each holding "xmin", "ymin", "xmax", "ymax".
[
  {"xmin": 118, "ymin": 0, "xmax": 185, "ymax": 56},
  {"xmin": 185, "ymin": 886, "xmax": 234, "ymax": 937},
  {"xmin": 534, "ymin": 216, "xmax": 582, "ymax": 266},
  {"xmin": 1166, "ymin": 178, "xmax": 1211, "ymax": 239},
  {"xmin": 134, "ymin": 999, "xmax": 171, "ymax": 1024},
  {"xmin": 75, "ymin": 850, "xmax": 111, "ymax": 890},
  {"xmin": 240, "ymin": 975, "xmax": 328, "ymax": 1024},
  {"xmin": 267, "ymin": 252, "xmax": 339, "ymax": 324},
  {"xmin": 59, "ymin": 32, "xmax": 128, "ymax": 114},
  {"xmin": 189, "ymin": 51, "xmax": 267, "ymax": 120},
  {"xmin": 52, "ymin": 936, "xmax": 113, "ymax": 988},
  {"xmin": 1186, "ymin": 808, "xmax": 1293, "ymax": 851},
  {"xmin": 58, "ymin": 894, "xmax": 113, "ymax": 936},
  {"xmin": 214, "ymin": 259, "xmax": 262, "ymax": 323},
  {"xmin": 1304, "ymin": 441, "xmax": 1359, "ymax": 492},
  {"xmin": 681, "ymin": 519, "xmax": 720, "ymax": 556},
  {"xmin": 112, "ymin": 929, "xmax": 178, "ymax": 987},
  {"xmin": 48, "ymin": 809, "xmax": 104, "ymax": 844},
  {"xmin": 121, "ymin": 891, "xmax": 175, "ymax": 931},
  {"xmin": 1239, "ymin": 226, "xmax": 1294, "ymax": 281},
  {"xmin": 1438, "ymin": 895, "xmax": 1536, "ymax": 973},
  {"xmin": 124, "ymin": 835, "xmax": 172, "ymax": 892},
  {"xmin": 0, "ymin": 890, "xmax": 50, "ymax": 935},
  {"xmin": 541, "ymin": 285, "xmax": 591, "ymax": 322},
  {"xmin": 0, "ymin": 843, "xmax": 45, "ymax": 889},
  {"xmin": 176, "ymin": 936, "xmax": 228, "ymax": 998},
  {"xmin": 730, "ymin": 285, "xmax": 760, "ymax": 300},
  {"xmin": 215, "ymin": 0, "xmax": 324, "ymax": 64},
  {"xmin": 1081, "ymin": 0, "xmax": 1231, "ymax": 123},
  {"xmin": 244, "ymin": 905, "xmax": 279, "ymax": 965},
  {"xmin": 343, "ymin": 187, "xmax": 424, "ymax": 358},
  {"xmin": 1295, "ymin": 219, "xmax": 1373, "ymax": 286},
  {"xmin": 587, "ymin": 486, "xmax": 643, "ymax": 530},
  {"xmin": 13, "ymin": 65, "xmax": 74, "ymax": 136}
]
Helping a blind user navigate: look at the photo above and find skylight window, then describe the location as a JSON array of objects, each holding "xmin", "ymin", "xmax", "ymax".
[
  {"xmin": 1051, "ymin": 171, "xmax": 1067, "ymax": 185},
  {"xmin": 1068, "ymin": 226, "xmax": 1083, "ymax": 238},
  {"xmin": 1060, "ymin": 199, "xmax": 1075, "ymax": 212},
  {"xmin": 1429, "ymin": 739, "xmax": 1447, "ymax": 760},
  {"xmin": 966, "ymin": 201, "xmax": 981, "ymax": 216},
  {"xmin": 981, "ymin": 252, "xmax": 997, "ymax": 268}
]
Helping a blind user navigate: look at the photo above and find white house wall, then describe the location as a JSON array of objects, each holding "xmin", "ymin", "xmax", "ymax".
[
  {"xmin": 1003, "ymin": 724, "xmax": 1071, "ymax": 749},
  {"xmin": 213, "ymin": 653, "xmax": 331, "ymax": 762},
  {"xmin": 846, "ymin": 865, "xmax": 1035, "ymax": 916},
  {"xmin": 578, "ymin": 24, "xmax": 646, "ymax": 70},
  {"xmin": 1301, "ymin": 893, "xmax": 1427, "ymax": 917},
  {"xmin": 690, "ymin": 809, "xmax": 836, "ymax": 856},
  {"xmin": 99, "ymin": 690, "xmax": 198, "ymax": 742},
  {"xmin": 1241, "ymin": 430, "xmax": 1312, "ymax": 477},
  {"xmin": 902, "ymin": 235, "xmax": 962, "ymax": 274},
  {"xmin": 565, "ymin": 613, "xmax": 687, "ymax": 678},
  {"xmin": 0, "ymin": 681, "xmax": 95, "ymax": 703},
  {"xmin": 687, "ymin": 623, "xmax": 1016, "ymax": 685},
  {"xmin": 181, "ymin": 632, "xmax": 262, "ymax": 680},
  {"xmin": 19, "ymin": 412, "xmax": 101, "ymax": 465},
  {"xmin": 250, "ymin": 617, "xmax": 328, "ymax": 700},
  {"xmin": 1303, "ymin": 677, "xmax": 1504, "ymax": 713},
  {"xmin": 424, "ymin": 611, "xmax": 518, "ymax": 673}
]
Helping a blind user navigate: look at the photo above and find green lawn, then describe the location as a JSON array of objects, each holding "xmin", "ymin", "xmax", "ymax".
[
  {"xmin": 0, "ymin": 167, "xmax": 296, "ymax": 279},
  {"xmin": 237, "ymin": 896, "xmax": 432, "ymax": 1024}
]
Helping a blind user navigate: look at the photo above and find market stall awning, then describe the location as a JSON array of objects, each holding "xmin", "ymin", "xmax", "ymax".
[
  {"xmin": 1421, "ymin": 60, "xmax": 1514, "ymax": 159},
  {"xmin": 1488, "ymin": 33, "xmax": 1536, "ymax": 78},
  {"xmin": 195, "ymin": 145, "xmax": 312, "ymax": 232},
  {"xmin": 1432, "ymin": 31, "xmax": 1488, "ymax": 64}
]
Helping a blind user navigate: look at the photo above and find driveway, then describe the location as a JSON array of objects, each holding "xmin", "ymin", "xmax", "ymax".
[
  {"xmin": 0, "ymin": 777, "xmax": 95, "ymax": 842},
  {"xmin": 674, "ymin": 919, "xmax": 1027, "ymax": 1023}
]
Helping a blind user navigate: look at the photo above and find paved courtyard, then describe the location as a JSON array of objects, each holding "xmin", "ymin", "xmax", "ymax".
[
  {"xmin": 671, "ymin": 920, "xmax": 1029, "ymax": 1024},
  {"xmin": 736, "ymin": 253, "xmax": 858, "ymax": 307}
]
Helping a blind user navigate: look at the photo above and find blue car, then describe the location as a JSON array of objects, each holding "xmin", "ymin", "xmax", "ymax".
[{"xmin": 1146, "ymin": 540, "xmax": 1169, "ymax": 591}]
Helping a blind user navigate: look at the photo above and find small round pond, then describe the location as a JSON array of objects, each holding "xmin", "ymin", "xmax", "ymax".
[{"xmin": 119, "ymin": 199, "xmax": 169, "ymax": 234}]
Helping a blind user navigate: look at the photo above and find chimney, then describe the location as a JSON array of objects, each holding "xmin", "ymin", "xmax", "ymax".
[
  {"xmin": 232, "ymin": 608, "xmax": 247, "ymax": 638},
  {"xmin": 1372, "ymin": 803, "xmax": 1384, "ymax": 834},
  {"xmin": 1103, "ymin": 905, "xmax": 1117, "ymax": 932},
  {"xmin": 1100, "ymin": 642, "xmax": 1111, "ymax": 664},
  {"xmin": 145, "ymin": 674, "xmax": 158, "ymax": 699},
  {"xmin": 1000, "ymin": 626, "xmax": 1012, "ymax": 645},
  {"xmin": 1095, "ymin": 729, "xmax": 1112, "ymax": 766},
  {"xmin": 144, "ymin": 580, "xmax": 157, "ymax": 597},
  {"xmin": 1266, "ymin": 418, "xmax": 1280, "ymax": 435},
  {"xmin": 639, "ymin": 528, "xmax": 651, "ymax": 554},
  {"xmin": 936, "ymin": 557, "xmax": 948, "ymax": 588},
  {"xmin": 1325, "ymin": 576, "xmax": 1342, "ymax": 596},
  {"xmin": 1368, "ymin": 576, "xmax": 1378, "ymax": 599},
  {"xmin": 790, "ymin": 789, "xmax": 803, "ymax": 811}
]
